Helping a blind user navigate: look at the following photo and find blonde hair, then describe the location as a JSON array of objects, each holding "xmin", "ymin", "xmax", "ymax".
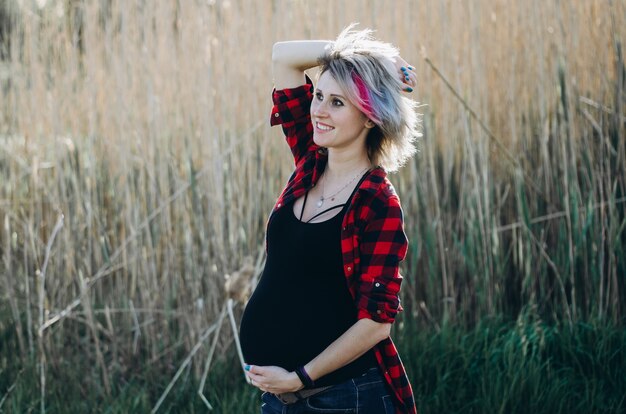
[{"xmin": 317, "ymin": 24, "xmax": 421, "ymax": 172}]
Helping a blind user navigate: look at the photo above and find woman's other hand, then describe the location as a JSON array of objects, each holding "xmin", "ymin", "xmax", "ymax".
[
  {"xmin": 392, "ymin": 56, "xmax": 417, "ymax": 92},
  {"xmin": 245, "ymin": 364, "xmax": 304, "ymax": 394}
]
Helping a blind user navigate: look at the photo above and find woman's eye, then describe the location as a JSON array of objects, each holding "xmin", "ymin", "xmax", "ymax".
[
  {"xmin": 332, "ymin": 99, "xmax": 344, "ymax": 107},
  {"xmin": 315, "ymin": 92, "xmax": 323, "ymax": 100}
]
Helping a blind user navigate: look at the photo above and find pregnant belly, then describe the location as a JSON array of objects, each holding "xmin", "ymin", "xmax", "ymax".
[{"xmin": 239, "ymin": 283, "xmax": 352, "ymax": 370}]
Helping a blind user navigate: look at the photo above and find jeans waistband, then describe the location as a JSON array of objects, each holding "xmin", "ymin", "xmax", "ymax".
[{"xmin": 274, "ymin": 386, "xmax": 333, "ymax": 405}]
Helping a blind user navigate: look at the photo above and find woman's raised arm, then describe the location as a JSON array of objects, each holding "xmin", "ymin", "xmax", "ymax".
[{"xmin": 272, "ymin": 41, "xmax": 331, "ymax": 89}]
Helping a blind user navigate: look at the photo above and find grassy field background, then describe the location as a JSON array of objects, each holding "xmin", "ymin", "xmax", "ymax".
[
  {"xmin": 0, "ymin": 0, "xmax": 625, "ymax": 412},
  {"xmin": 2, "ymin": 315, "xmax": 625, "ymax": 413}
]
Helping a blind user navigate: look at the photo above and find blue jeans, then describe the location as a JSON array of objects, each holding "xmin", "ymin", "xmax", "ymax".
[{"xmin": 260, "ymin": 367, "xmax": 395, "ymax": 414}]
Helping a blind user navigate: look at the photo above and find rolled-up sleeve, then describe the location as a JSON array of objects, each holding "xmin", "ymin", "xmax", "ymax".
[
  {"xmin": 355, "ymin": 194, "xmax": 408, "ymax": 323},
  {"xmin": 269, "ymin": 76, "xmax": 315, "ymax": 165}
]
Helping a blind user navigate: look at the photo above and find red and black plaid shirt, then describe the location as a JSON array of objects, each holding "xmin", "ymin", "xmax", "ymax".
[{"xmin": 268, "ymin": 78, "xmax": 417, "ymax": 414}]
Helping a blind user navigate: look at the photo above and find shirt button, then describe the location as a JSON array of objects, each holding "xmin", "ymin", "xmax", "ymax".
[
  {"xmin": 274, "ymin": 113, "xmax": 279, "ymax": 117},
  {"xmin": 375, "ymin": 282, "xmax": 380, "ymax": 287},
  {"xmin": 277, "ymin": 203, "xmax": 281, "ymax": 208},
  {"xmin": 347, "ymin": 266, "xmax": 352, "ymax": 272},
  {"xmin": 377, "ymin": 310, "xmax": 382, "ymax": 315}
]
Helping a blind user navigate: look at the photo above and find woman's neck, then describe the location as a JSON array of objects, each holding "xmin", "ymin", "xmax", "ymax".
[{"xmin": 325, "ymin": 148, "xmax": 372, "ymax": 179}]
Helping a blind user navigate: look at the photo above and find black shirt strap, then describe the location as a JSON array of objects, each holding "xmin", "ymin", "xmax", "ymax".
[{"xmin": 306, "ymin": 204, "xmax": 346, "ymax": 223}]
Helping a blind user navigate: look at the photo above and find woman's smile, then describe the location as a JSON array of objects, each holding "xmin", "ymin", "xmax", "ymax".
[{"xmin": 315, "ymin": 121, "xmax": 335, "ymax": 133}]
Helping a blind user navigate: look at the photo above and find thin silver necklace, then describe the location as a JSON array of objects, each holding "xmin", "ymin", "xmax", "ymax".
[{"xmin": 317, "ymin": 167, "xmax": 369, "ymax": 208}]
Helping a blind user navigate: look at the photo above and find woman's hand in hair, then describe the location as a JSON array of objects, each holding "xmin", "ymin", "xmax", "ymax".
[{"xmin": 392, "ymin": 56, "xmax": 417, "ymax": 92}]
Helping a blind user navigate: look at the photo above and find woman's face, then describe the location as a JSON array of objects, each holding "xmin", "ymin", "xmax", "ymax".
[{"xmin": 311, "ymin": 72, "xmax": 372, "ymax": 151}]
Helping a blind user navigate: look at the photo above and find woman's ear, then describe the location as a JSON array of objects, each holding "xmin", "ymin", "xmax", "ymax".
[{"xmin": 365, "ymin": 119, "xmax": 376, "ymax": 129}]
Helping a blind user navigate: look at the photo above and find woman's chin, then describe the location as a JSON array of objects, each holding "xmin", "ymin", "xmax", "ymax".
[{"xmin": 313, "ymin": 134, "xmax": 330, "ymax": 148}]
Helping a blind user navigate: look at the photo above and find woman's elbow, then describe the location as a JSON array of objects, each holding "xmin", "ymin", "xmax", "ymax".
[
  {"xmin": 272, "ymin": 42, "xmax": 286, "ymax": 63},
  {"xmin": 377, "ymin": 322, "xmax": 392, "ymax": 342},
  {"xmin": 362, "ymin": 318, "xmax": 392, "ymax": 343}
]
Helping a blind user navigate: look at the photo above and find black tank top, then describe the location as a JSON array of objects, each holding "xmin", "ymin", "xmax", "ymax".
[{"xmin": 240, "ymin": 178, "xmax": 376, "ymax": 387}]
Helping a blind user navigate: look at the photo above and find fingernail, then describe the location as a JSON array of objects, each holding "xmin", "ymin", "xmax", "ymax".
[
  {"xmin": 400, "ymin": 66, "xmax": 407, "ymax": 71},
  {"xmin": 244, "ymin": 364, "xmax": 251, "ymax": 371},
  {"xmin": 405, "ymin": 76, "xmax": 410, "ymax": 81},
  {"xmin": 408, "ymin": 66, "xmax": 414, "ymax": 70},
  {"xmin": 405, "ymin": 87, "xmax": 413, "ymax": 92}
]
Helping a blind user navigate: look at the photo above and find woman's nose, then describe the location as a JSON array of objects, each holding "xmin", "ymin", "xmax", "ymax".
[{"xmin": 312, "ymin": 100, "xmax": 328, "ymax": 117}]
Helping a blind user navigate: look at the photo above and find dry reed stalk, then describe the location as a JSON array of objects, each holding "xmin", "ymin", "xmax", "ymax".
[
  {"xmin": 0, "ymin": 368, "xmax": 22, "ymax": 410},
  {"xmin": 198, "ymin": 306, "xmax": 227, "ymax": 411},
  {"xmin": 151, "ymin": 317, "xmax": 222, "ymax": 414},
  {"xmin": 23, "ymin": 221, "xmax": 34, "ymax": 356},
  {"xmin": 3, "ymin": 213, "xmax": 25, "ymax": 357},
  {"xmin": 78, "ymin": 269, "xmax": 111, "ymax": 395},
  {"xmin": 36, "ymin": 213, "xmax": 64, "ymax": 414}
]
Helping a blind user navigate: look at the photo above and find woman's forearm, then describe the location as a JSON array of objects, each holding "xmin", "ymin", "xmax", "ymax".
[
  {"xmin": 272, "ymin": 40, "xmax": 332, "ymax": 89},
  {"xmin": 244, "ymin": 318, "xmax": 391, "ymax": 394},
  {"xmin": 304, "ymin": 318, "xmax": 391, "ymax": 382}
]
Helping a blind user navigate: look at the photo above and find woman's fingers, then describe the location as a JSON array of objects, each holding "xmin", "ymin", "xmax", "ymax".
[
  {"xmin": 400, "ymin": 66, "xmax": 416, "ymax": 92},
  {"xmin": 247, "ymin": 374, "xmax": 267, "ymax": 391},
  {"xmin": 245, "ymin": 366, "xmax": 262, "ymax": 386},
  {"xmin": 391, "ymin": 57, "xmax": 416, "ymax": 92},
  {"xmin": 246, "ymin": 366, "xmax": 273, "ymax": 392}
]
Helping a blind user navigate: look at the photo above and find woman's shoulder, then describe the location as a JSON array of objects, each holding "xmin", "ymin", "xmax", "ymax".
[
  {"xmin": 360, "ymin": 168, "xmax": 400, "ymax": 201},
  {"xmin": 353, "ymin": 168, "xmax": 403, "ymax": 221}
]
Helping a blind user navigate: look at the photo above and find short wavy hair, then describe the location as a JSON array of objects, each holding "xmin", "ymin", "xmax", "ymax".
[{"xmin": 317, "ymin": 24, "xmax": 421, "ymax": 172}]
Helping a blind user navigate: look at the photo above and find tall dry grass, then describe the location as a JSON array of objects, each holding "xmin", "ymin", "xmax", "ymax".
[{"xmin": 0, "ymin": 0, "xmax": 624, "ymax": 405}]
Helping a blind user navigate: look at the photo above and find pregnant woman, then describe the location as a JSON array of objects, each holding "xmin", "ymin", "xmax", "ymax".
[{"xmin": 239, "ymin": 24, "xmax": 420, "ymax": 414}]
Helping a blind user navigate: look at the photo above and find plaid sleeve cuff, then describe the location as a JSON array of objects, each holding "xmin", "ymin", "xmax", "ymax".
[
  {"xmin": 357, "ymin": 279, "xmax": 403, "ymax": 323},
  {"xmin": 270, "ymin": 75, "xmax": 314, "ymax": 127}
]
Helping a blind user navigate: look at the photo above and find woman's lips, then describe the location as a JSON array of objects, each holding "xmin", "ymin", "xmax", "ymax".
[{"xmin": 315, "ymin": 121, "xmax": 335, "ymax": 132}]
